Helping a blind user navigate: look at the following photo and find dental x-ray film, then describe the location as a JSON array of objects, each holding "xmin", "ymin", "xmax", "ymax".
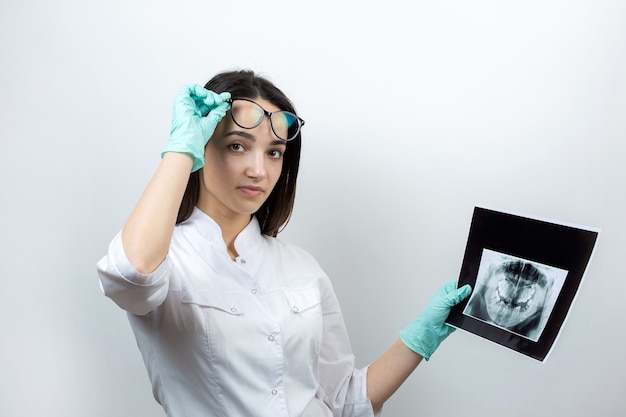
[{"xmin": 446, "ymin": 207, "xmax": 599, "ymax": 362}]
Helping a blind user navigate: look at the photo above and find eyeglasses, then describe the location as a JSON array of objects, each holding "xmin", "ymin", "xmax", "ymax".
[{"xmin": 226, "ymin": 98, "xmax": 305, "ymax": 141}]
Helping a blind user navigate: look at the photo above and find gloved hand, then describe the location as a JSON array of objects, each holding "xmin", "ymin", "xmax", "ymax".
[
  {"xmin": 161, "ymin": 84, "xmax": 231, "ymax": 172},
  {"xmin": 399, "ymin": 280, "xmax": 471, "ymax": 361}
]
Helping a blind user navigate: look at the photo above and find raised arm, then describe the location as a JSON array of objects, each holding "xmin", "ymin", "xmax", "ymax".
[
  {"xmin": 366, "ymin": 281, "xmax": 471, "ymax": 412},
  {"xmin": 121, "ymin": 85, "xmax": 230, "ymax": 274}
]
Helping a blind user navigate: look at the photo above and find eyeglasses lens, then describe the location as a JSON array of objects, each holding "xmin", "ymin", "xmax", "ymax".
[
  {"xmin": 270, "ymin": 112, "xmax": 299, "ymax": 141},
  {"xmin": 231, "ymin": 100, "xmax": 264, "ymax": 129},
  {"xmin": 230, "ymin": 99, "xmax": 301, "ymax": 141}
]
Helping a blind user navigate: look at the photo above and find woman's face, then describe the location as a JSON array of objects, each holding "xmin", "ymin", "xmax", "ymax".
[{"xmin": 197, "ymin": 97, "xmax": 286, "ymax": 223}]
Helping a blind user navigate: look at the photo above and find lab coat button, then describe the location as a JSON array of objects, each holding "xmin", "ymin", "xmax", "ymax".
[
  {"xmin": 271, "ymin": 389, "xmax": 278, "ymax": 396},
  {"xmin": 268, "ymin": 335, "xmax": 275, "ymax": 342},
  {"xmin": 251, "ymin": 289, "xmax": 257, "ymax": 295}
]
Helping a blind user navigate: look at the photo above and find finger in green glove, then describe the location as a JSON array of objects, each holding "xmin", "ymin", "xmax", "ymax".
[
  {"xmin": 399, "ymin": 280, "xmax": 471, "ymax": 361},
  {"xmin": 162, "ymin": 84, "xmax": 231, "ymax": 172}
]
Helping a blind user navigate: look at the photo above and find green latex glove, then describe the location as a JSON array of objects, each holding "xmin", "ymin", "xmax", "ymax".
[
  {"xmin": 399, "ymin": 280, "xmax": 471, "ymax": 361},
  {"xmin": 162, "ymin": 84, "xmax": 231, "ymax": 172}
]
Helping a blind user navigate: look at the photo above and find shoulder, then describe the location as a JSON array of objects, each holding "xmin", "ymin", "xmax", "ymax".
[
  {"xmin": 263, "ymin": 235, "xmax": 321, "ymax": 269},
  {"xmin": 262, "ymin": 236, "xmax": 334, "ymax": 286},
  {"xmin": 171, "ymin": 208, "xmax": 225, "ymax": 247}
]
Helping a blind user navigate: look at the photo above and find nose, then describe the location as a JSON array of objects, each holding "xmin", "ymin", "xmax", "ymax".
[{"xmin": 245, "ymin": 150, "xmax": 267, "ymax": 180}]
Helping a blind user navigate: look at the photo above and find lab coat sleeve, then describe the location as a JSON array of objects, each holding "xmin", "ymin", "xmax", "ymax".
[
  {"xmin": 96, "ymin": 231, "xmax": 170, "ymax": 316},
  {"xmin": 317, "ymin": 275, "xmax": 380, "ymax": 417}
]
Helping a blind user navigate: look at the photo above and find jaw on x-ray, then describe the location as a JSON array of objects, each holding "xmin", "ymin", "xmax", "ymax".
[{"xmin": 464, "ymin": 255, "xmax": 556, "ymax": 341}]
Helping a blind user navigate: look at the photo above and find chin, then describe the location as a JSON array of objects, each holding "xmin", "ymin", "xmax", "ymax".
[{"xmin": 231, "ymin": 202, "xmax": 265, "ymax": 217}]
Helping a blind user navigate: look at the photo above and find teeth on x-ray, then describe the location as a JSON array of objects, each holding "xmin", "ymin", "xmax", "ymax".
[
  {"xmin": 464, "ymin": 255, "xmax": 558, "ymax": 341},
  {"xmin": 484, "ymin": 261, "xmax": 547, "ymax": 325},
  {"xmin": 494, "ymin": 278, "xmax": 536, "ymax": 310}
]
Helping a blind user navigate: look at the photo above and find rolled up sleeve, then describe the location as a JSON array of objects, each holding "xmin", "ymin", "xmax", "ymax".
[{"xmin": 96, "ymin": 232, "xmax": 170, "ymax": 316}]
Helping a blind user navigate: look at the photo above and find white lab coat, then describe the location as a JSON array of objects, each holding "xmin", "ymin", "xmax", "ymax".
[{"xmin": 97, "ymin": 207, "xmax": 377, "ymax": 417}]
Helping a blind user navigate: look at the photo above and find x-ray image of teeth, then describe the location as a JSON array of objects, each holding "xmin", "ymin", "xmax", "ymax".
[{"xmin": 463, "ymin": 249, "xmax": 568, "ymax": 342}]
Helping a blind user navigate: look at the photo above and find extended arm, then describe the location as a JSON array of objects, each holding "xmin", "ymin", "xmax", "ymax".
[
  {"xmin": 366, "ymin": 339, "xmax": 422, "ymax": 412},
  {"xmin": 366, "ymin": 281, "xmax": 471, "ymax": 412}
]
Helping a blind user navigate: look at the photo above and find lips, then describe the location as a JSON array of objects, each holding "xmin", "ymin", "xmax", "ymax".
[{"xmin": 238, "ymin": 185, "xmax": 264, "ymax": 197}]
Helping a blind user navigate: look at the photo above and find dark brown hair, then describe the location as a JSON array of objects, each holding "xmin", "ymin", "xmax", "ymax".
[{"xmin": 176, "ymin": 70, "xmax": 302, "ymax": 237}]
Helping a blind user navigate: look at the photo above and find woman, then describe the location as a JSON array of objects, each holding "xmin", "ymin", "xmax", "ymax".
[{"xmin": 97, "ymin": 69, "xmax": 471, "ymax": 417}]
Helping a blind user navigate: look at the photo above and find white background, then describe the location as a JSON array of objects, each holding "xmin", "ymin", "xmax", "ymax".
[{"xmin": 1, "ymin": 1, "xmax": 624, "ymax": 416}]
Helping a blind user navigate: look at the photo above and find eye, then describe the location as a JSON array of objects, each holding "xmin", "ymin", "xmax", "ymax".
[
  {"xmin": 268, "ymin": 149, "xmax": 284, "ymax": 159},
  {"xmin": 229, "ymin": 143, "xmax": 245, "ymax": 153}
]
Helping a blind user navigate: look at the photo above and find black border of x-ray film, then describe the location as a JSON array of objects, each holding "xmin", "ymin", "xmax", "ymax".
[{"xmin": 446, "ymin": 207, "xmax": 599, "ymax": 362}]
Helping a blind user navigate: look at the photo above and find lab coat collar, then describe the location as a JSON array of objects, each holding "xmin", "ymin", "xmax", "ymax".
[{"xmin": 187, "ymin": 207, "xmax": 264, "ymax": 256}]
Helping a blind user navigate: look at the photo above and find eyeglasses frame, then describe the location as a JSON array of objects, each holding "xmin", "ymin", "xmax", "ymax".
[{"xmin": 226, "ymin": 97, "xmax": 305, "ymax": 141}]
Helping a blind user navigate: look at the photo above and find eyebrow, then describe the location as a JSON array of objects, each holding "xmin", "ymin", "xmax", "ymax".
[{"xmin": 224, "ymin": 131, "xmax": 287, "ymax": 146}]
